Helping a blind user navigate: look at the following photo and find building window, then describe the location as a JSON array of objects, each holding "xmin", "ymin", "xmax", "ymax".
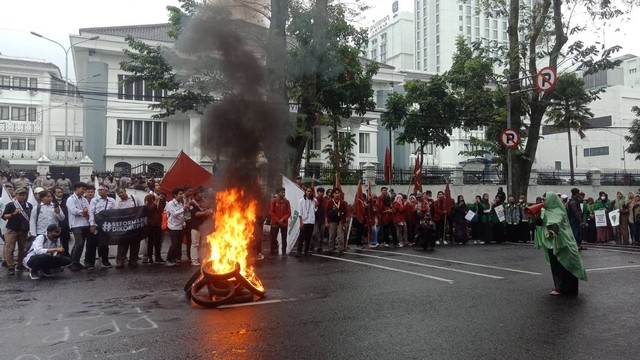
[
  {"xmin": 359, "ymin": 133, "xmax": 370, "ymax": 154},
  {"xmin": 0, "ymin": 138, "xmax": 7, "ymax": 150},
  {"xmin": 29, "ymin": 78, "xmax": 38, "ymax": 91},
  {"xmin": 584, "ymin": 146, "xmax": 609, "ymax": 157},
  {"xmin": 310, "ymin": 127, "xmax": 322, "ymax": 150},
  {"xmin": 28, "ymin": 139, "xmax": 36, "ymax": 151},
  {"xmin": 28, "ymin": 107, "xmax": 37, "ymax": 121},
  {"xmin": 371, "ymin": 49, "xmax": 377, "ymax": 61},
  {"xmin": 0, "ymin": 76, "xmax": 10, "ymax": 88},
  {"xmin": 630, "ymin": 68, "xmax": 637, "ymax": 74},
  {"xmin": 74, "ymin": 140, "xmax": 83, "ymax": 152},
  {"xmin": 11, "ymin": 107, "xmax": 27, "ymax": 121},
  {"xmin": 11, "ymin": 138, "xmax": 26, "ymax": 150},
  {"xmin": 117, "ymin": 119, "xmax": 166, "ymax": 146},
  {"xmin": 117, "ymin": 75, "xmax": 167, "ymax": 102},
  {"xmin": 380, "ymin": 44, "xmax": 387, "ymax": 62},
  {"xmin": 0, "ymin": 106, "xmax": 8, "ymax": 120},
  {"xmin": 13, "ymin": 77, "xmax": 28, "ymax": 90}
]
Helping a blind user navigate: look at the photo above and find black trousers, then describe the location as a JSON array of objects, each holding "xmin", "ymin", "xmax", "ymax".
[
  {"xmin": 167, "ymin": 229, "xmax": 184, "ymax": 262},
  {"xmin": 27, "ymin": 254, "xmax": 71, "ymax": 272},
  {"xmin": 353, "ymin": 218, "xmax": 366, "ymax": 246},
  {"xmin": 270, "ymin": 226, "xmax": 287, "ymax": 255},
  {"xmin": 548, "ymin": 248, "xmax": 579, "ymax": 295},
  {"xmin": 380, "ymin": 223, "xmax": 394, "ymax": 245},
  {"xmin": 60, "ymin": 226, "xmax": 71, "ymax": 256},
  {"xmin": 146, "ymin": 226, "xmax": 163, "ymax": 260},
  {"xmin": 297, "ymin": 224, "xmax": 314, "ymax": 254},
  {"xmin": 85, "ymin": 231, "xmax": 109, "ymax": 265},
  {"xmin": 70, "ymin": 227, "xmax": 90, "ymax": 265},
  {"xmin": 117, "ymin": 240, "xmax": 141, "ymax": 265}
]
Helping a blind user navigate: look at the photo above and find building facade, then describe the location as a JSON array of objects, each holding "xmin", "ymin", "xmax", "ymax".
[
  {"xmin": 536, "ymin": 54, "xmax": 640, "ymax": 172},
  {"xmin": 0, "ymin": 55, "xmax": 84, "ymax": 169},
  {"xmin": 365, "ymin": 5, "xmax": 415, "ymax": 70}
]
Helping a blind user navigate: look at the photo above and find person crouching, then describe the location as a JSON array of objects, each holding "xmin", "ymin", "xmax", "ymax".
[
  {"xmin": 415, "ymin": 213, "xmax": 437, "ymax": 251},
  {"xmin": 24, "ymin": 224, "xmax": 71, "ymax": 280}
]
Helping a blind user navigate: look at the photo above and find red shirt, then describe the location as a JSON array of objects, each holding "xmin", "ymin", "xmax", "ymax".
[
  {"xmin": 393, "ymin": 201, "xmax": 406, "ymax": 223},
  {"xmin": 145, "ymin": 194, "xmax": 165, "ymax": 226},
  {"xmin": 405, "ymin": 202, "xmax": 416, "ymax": 225},
  {"xmin": 269, "ymin": 197, "xmax": 291, "ymax": 227}
]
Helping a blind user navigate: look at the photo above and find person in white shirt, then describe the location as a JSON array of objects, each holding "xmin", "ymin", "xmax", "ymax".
[
  {"xmin": 164, "ymin": 187, "xmax": 190, "ymax": 267},
  {"xmin": 296, "ymin": 187, "xmax": 317, "ymax": 257},
  {"xmin": 66, "ymin": 182, "xmax": 90, "ymax": 271},
  {"xmin": 24, "ymin": 224, "xmax": 71, "ymax": 280},
  {"xmin": 89, "ymin": 185, "xmax": 116, "ymax": 268},
  {"xmin": 114, "ymin": 187, "xmax": 140, "ymax": 268},
  {"xmin": 29, "ymin": 190, "xmax": 66, "ymax": 237}
]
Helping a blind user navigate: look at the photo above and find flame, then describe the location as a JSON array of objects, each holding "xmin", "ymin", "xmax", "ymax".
[{"xmin": 205, "ymin": 188, "xmax": 265, "ymax": 292}]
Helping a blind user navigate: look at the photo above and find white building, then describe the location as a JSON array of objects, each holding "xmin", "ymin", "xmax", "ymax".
[
  {"xmin": 365, "ymin": 5, "xmax": 415, "ymax": 70},
  {"xmin": 536, "ymin": 54, "xmax": 640, "ymax": 172},
  {"xmin": 71, "ymin": 24, "xmax": 200, "ymax": 173},
  {"xmin": 0, "ymin": 55, "xmax": 84, "ymax": 168}
]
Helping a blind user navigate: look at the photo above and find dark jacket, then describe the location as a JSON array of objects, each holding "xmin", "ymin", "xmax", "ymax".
[{"xmin": 3, "ymin": 201, "xmax": 32, "ymax": 231}]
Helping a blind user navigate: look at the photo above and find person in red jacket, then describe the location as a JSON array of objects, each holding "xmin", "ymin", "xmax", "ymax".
[
  {"xmin": 269, "ymin": 187, "xmax": 291, "ymax": 258},
  {"xmin": 433, "ymin": 191, "xmax": 454, "ymax": 244},
  {"xmin": 376, "ymin": 187, "xmax": 395, "ymax": 248},
  {"xmin": 406, "ymin": 195, "xmax": 417, "ymax": 246},
  {"xmin": 393, "ymin": 194, "xmax": 407, "ymax": 247},
  {"xmin": 144, "ymin": 191, "xmax": 166, "ymax": 264}
]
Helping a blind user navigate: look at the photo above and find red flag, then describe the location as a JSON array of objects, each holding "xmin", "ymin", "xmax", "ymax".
[
  {"xmin": 413, "ymin": 155, "xmax": 422, "ymax": 192},
  {"xmin": 353, "ymin": 180, "xmax": 365, "ymax": 223},
  {"xmin": 444, "ymin": 182, "xmax": 452, "ymax": 214},
  {"xmin": 384, "ymin": 146, "xmax": 393, "ymax": 184},
  {"xmin": 160, "ymin": 151, "xmax": 214, "ymax": 199},
  {"xmin": 366, "ymin": 182, "xmax": 375, "ymax": 227},
  {"xmin": 334, "ymin": 171, "xmax": 344, "ymax": 200}
]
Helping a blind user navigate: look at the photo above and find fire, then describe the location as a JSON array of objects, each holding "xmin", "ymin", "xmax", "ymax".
[{"xmin": 205, "ymin": 188, "xmax": 265, "ymax": 292}]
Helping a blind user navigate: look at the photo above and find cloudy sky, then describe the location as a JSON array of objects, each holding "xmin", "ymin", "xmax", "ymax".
[{"xmin": 0, "ymin": 0, "xmax": 637, "ymax": 80}]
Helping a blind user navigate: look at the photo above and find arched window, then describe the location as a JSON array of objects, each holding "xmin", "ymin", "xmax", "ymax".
[
  {"xmin": 148, "ymin": 162, "xmax": 165, "ymax": 176},
  {"xmin": 114, "ymin": 161, "xmax": 131, "ymax": 175}
]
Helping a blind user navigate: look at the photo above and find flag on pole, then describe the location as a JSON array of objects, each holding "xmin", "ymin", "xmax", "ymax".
[
  {"xmin": 413, "ymin": 155, "xmax": 422, "ymax": 192},
  {"xmin": 282, "ymin": 174, "xmax": 304, "ymax": 255},
  {"xmin": 384, "ymin": 146, "xmax": 393, "ymax": 185},
  {"xmin": 444, "ymin": 182, "xmax": 452, "ymax": 213},
  {"xmin": 353, "ymin": 180, "xmax": 365, "ymax": 224}
]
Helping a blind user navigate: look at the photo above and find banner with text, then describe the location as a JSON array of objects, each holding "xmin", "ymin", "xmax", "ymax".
[{"xmin": 95, "ymin": 206, "xmax": 149, "ymax": 246}]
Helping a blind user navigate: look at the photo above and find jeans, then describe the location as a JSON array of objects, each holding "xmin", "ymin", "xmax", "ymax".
[
  {"xmin": 570, "ymin": 221, "xmax": 581, "ymax": 245},
  {"xmin": 327, "ymin": 222, "xmax": 344, "ymax": 251},
  {"xmin": 297, "ymin": 223, "xmax": 314, "ymax": 254},
  {"xmin": 70, "ymin": 226, "xmax": 90, "ymax": 265},
  {"xmin": 269, "ymin": 226, "xmax": 287, "ymax": 255},
  {"xmin": 167, "ymin": 229, "xmax": 184, "ymax": 262},
  {"xmin": 146, "ymin": 226, "xmax": 163, "ymax": 260},
  {"xmin": 312, "ymin": 221, "xmax": 326, "ymax": 250}
]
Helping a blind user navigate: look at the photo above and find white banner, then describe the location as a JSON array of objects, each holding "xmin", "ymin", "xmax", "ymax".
[
  {"xmin": 494, "ymin": 205, "xmax": 506, "ymax": 223},
  {"xmin": 608, "ymin": 209, "xmax": 620, "ymax": 227},
  {"xmin": 594, "ymin": 209, "xmax": 607, "ymax": 227},
  {"xmin": 0, "ymin": 185, "xmax": 11, "ymax": 236},
  {"xmin": 464, "ymin": 210, "xmax": 476, "ymax": 222},
  {"xmin": 281, "ymin": 175, "xmax": 304, "ymax": 255}
]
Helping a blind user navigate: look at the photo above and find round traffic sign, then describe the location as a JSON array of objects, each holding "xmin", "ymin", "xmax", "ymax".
[
  {"xmin": 500, "ymin": 128, "xmax": 520, "ymax": 148},
  {"xmin": 535, "ymin": 66, "xmax": 558, "ymax": 93}
]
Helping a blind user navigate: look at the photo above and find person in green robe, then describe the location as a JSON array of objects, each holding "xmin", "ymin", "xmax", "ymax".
[{"xmin": 534, "ymin": 192, "xmax": 587, "ymax": 296}]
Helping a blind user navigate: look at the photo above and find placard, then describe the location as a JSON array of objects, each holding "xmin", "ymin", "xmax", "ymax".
[
  {"xmin": 465, "ymin": 210, "xmax": 476, "ymax": 222},
  {"xmin": 494, "ymin": 205, "xmax": 506, "ymax": 222},
  {"xmin": 594, "ymin": 209, "xmax": 607, "ymax": 227},
  {"xmin": 609, "ymin": 209, "xmax": 620, "ymax": 227}
]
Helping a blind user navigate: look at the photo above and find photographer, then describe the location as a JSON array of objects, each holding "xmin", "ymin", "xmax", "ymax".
[
  {"xmin": 29, "ymin": 190, "xmax": 66, "ymax": 237},
  {"xmin": 24, "ymin": 224, "xmax": 71, "ymax": 280}
]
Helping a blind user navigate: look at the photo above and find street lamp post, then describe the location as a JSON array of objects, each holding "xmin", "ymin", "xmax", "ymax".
[{"xmin": 30, "ymin": 32, "xmax": 99, "ymax": 165}]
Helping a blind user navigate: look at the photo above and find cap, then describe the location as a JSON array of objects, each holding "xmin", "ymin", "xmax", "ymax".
[
  {"xmin": 4, "ymin": 183, "xmax": 13, "ymax": 189},
  {"xmin": 33, "ymin": 187, "xmax": 44, "ymax": 194},
  {"xmin": 416, "ymin": 191, "xmax": 423, "ymax": 197},
  {"xmin": 46, "ymin": 224, "xmax": 61, "ymax": 232},
  {"xmin": 560, "ymin": 194, "xmax": 568, "ymax": 200},
  {"xmin": 19, "ymin": 172, "xmax": 25, "ymax": 176},
  {"xmin": 15, "ymin": 187, "xmax": 28, "ymax": 194}
]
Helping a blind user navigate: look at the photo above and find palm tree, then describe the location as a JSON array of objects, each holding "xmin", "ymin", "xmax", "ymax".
[{"xmin": 546, "ymin": 74, "xmax": 594, "ymax": 185}]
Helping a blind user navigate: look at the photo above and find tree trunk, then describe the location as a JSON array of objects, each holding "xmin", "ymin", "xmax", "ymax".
[
  {"xmin": 264, "ymin": 0, "xmax": 289, "ymax": 191},
  {"xmin": 567, "ymin": 118, "xmax": 575, "ymax": 185}
]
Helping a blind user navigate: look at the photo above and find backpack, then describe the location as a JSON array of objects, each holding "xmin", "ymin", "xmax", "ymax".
[{"xmin": 161, "ymin": 210, "xmax": 169, "ymax": 231}]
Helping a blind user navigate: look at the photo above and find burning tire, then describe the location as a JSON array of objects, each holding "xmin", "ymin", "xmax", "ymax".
[
  {"xmin": 201, "ymin": 261, "xmax": 241, "ymax": 281},
  {"xmin": 184, "ymin": 269, "xmax": 203, "ymax": 293},
  {"xmin": 234, "ymin": 275, "xmax": 266, "ymax": 298},
  {"xmin": 189, "ymin": 276, "xmax": 236, "ymax": 308}
]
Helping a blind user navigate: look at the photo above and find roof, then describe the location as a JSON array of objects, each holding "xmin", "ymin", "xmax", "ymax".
[
  {"xmin": 80, "ymin": 23, "xmax": 173, "ymax": 43},
  {"xmin": 0, "ymin": 55, "xmax": 61, "ymax": 76}
]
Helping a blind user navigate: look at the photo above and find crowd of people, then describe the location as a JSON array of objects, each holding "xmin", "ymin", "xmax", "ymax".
[{"xmin": 1, "ymin": 172, "xmax": 216, "ymax": 280}]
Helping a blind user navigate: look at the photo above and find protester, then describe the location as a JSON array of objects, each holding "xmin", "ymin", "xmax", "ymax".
[
  {"xmin": 452, "ymin": 195, "xmax": 469, "ymax": 244},
  {"xmin": 188, "ymin": 187, "xmax": 212, "ymax": 266},
  {"xmin": 594, "ymin": 192, "xmax": 612, "ymax": 244},
  {"xmin": 415, "ymin": 212, "xmax": 436, "ymax": 251},
  {"xmin": 392, "ymin": 194, "xmax": 407, "ymax": 247},
  {"xmin": 67, "ymin": 182, "xmax": 91, "ymax": 271},
  {"xmin": 144, "ymin": 190, "xmax": 166, "ymax": 264},
  {"xmin": 325, "ymin": 188, "xmax": 348, "ymax": 255},
  {"xmin": 311, "ymin": 187, "xmax": 326, "ymax": 253},
  {"xmin": 269, "ymin": 187, "xmax": 291, "ymax": 258},
  {"xmin": 24, "ymin": 224, "xmax": 71, "ymax": 280},
  {"xmin": 534, "ymin": 192, "xmax": 587, "ymax": 296},
  {"xmin": 3, "ymin": 187, "xmax": 33, "ymax": 275},
  {"xmin": 89, "ymin": 185, "xmax": 115, "ymax": 268},
  {"xmin": 42, "ymin": 172, "xmax": 55, "ymax": 191},
  {"xmin": 52, "ymin": 187, "xmax": 71, "ymax": 255},
  {"xmin": 29, "ymin": 190, "xmax": 65, "ymax": 239},
  {"xmin": 56, "ymin": 173, "xmax": 73, "ymax": 195},
  {"xmin": 165, "ymin": 187, "xmax": 190, "ymax": 266},
  {"xmin": 296, "ymin": 187, "xmax": 316, "ymax": 257},
  {"xmin": 567, "ymin": 188, "xmax": 586, "ymax": 250}
]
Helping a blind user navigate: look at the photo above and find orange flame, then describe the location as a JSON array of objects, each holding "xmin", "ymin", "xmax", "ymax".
[{"xmin": 205, "ymin": 188, "xmax": 265, "ymax": 292}]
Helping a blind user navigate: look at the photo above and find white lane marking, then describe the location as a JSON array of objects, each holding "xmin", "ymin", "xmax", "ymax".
[
  {"xmin": 587, "ymin": 265, "xmax": 640, "ymax": 272},
  {"xmin": 350, "ymin": 252, "xmax": 504, "ymax": 279},
  {"xmin": 313, "ymin": 254, "xmax": 454, "ymax": 284},
  {"xmin": 218, "ymin": 298, "xmax": 297, "ymax": 309},
  {"xmin": 363, "ymin": 248, "xmax": 542, "ymax": 275},
  {"xmin": 584, "ymin": 247, "xmax": 640, "ymax": 255}
]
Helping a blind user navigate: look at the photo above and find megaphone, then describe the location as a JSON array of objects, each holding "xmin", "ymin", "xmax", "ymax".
[{"xmin": 524, "ymin": 203, "xmax": 544, "ymax": 219}]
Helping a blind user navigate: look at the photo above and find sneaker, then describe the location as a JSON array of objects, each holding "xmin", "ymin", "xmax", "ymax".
[
  {"xmin": 29, "ymin": 269, "xmax": 40, "ymax": 280},
  {"xmin": 397, "ymin": 243, "xmax": 404, "ymax": 248},
  {"xmin": 141, "ymin": 257, "xmax": 150, "ymax": 264},
  {"xmin": 191, "ymin": 260, "xmax": 201, "ymax": 266},
  {"xmin": 84, "ymin": 264, "xmax": 95, "ymax": 270},
  {"xmin": 384, "ymin": 243, "xmax": 390, "ymax": 248},
  {"xmin": 369, "ymin": 243, "xmax": 379, "ymax": 248},
  {"xmin": 480, "ymin": 241, "xmax": 485, "ymax": 245},
  {"xmin": 443, "ymin": 241, "xmax": 449, "ymax": 245},
  {"xmin": 154, "ymin": 258, "xmax": 166, "ymax": 265},
  {"xmin": 436, "ymin": 241, "xmax": 441, "ymax": 245},
  {"xmin": 8, "ymin": 267, "xmax": 15, "ymax": 275},
  {"xmin": 473, "ymin": 240, "xmax": 478, "ymax": 244},
  {"xmin": 40, "ymin": 268, "xmax": 53, "ymax": 277},
  {"xmin": 256, "ymin": 253, "xmax": 265, "ymax": 260},
  {"xmin": 101, "ymin": 261, "xmax": 113, "ymax": 268},
  {"xmin": 408, "ymin": 242, "xmax": 415, "ymax": 246},
  {"xmin": 164, "ymin": 261, "xmax": 178, "ymax": 267},
  {"xmin": 69, "ymin": 263, "xmax": 82, "ymax": 272},
  {"xmin": 15, "ymin": 265, "xmax": 28, "ymax": 272},
  {"xmin": 78, "ymin": 263, "xmax": 88, "ymax": 270}
]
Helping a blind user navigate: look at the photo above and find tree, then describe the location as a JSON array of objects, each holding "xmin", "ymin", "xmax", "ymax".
[
  {"xmin": 322, "ymin": 128, "xmax": 357, "ymax": 170},
  {"xmin": 625, "ymin": 106, "xmax": 640, "ymax": 160},
  {"xmin": 287, "ymin": 0, "xmax": 378, "ymax": 179},
  {"xmin": 546, "ymin": 73, "xmax": 594, "ymax": 184},
  {"xmin": 382, "ymin": 76, "xmax": 459, "ymax": 164},
  {"xmin": 473, "ymin": 0, "xmax": 638, "ymax": 199}
]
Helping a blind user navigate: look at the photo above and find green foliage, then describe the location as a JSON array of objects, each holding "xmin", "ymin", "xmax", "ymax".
[
  {"xmin": 322, "ymin": 123, "xmax": 357, "ymax": 170},
  {"xmin": 625, "ymin": 106, "xmax": 640, "ymax": 160},
  {"xmin": 546, "ymin": 73, "xmax": 594, "ymax": 139}
]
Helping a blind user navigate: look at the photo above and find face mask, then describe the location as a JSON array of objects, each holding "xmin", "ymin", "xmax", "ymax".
[
  {"xmin": 519, "ymin": 200, "xmax": 524, "ymax": 203},
  {"xmin": 46, "ymin": 176, "xmax": 51, "ymax": 179},
  {"xmin": 601, "ymin": 196, "xmax": 606, "ymax": 201}
]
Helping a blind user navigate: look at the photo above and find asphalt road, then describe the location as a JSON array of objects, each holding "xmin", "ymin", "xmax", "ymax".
[{"xmin": 1, "ymin": 242, "xmax": 640, "ymax": 360}]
